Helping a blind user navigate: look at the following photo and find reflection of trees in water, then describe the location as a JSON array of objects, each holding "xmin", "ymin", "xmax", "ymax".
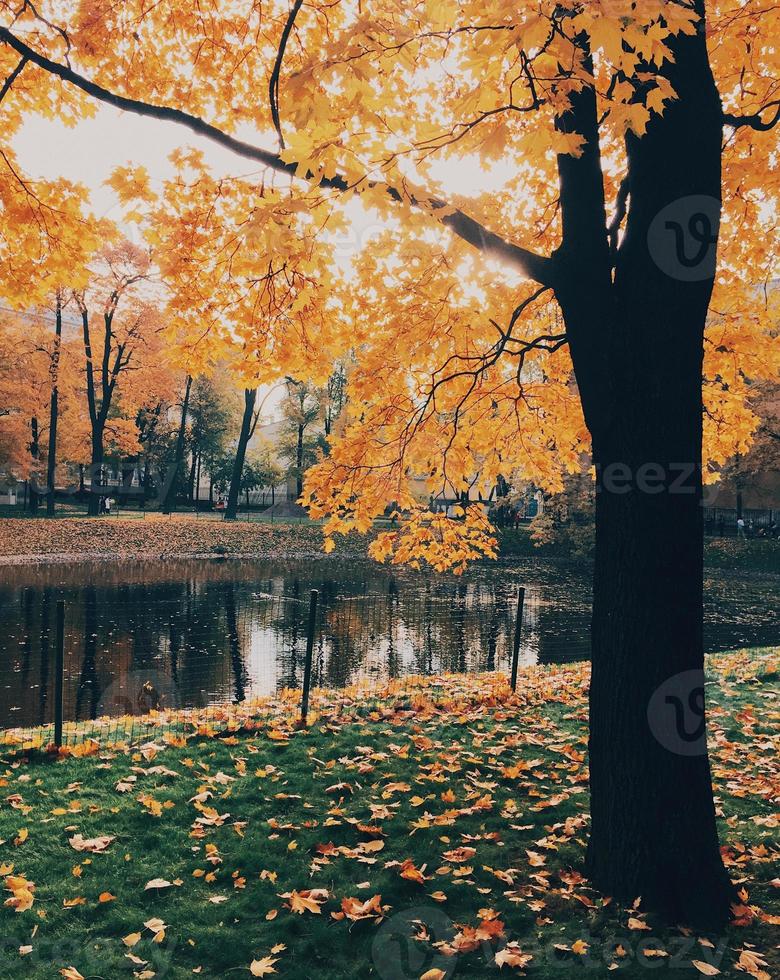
[
  {"xmin": 292, "ymin": 577, "xmax": 516, "ymax": 687},
  {"xmin": 21, "ymin": 587, "xmax": 34, "ymax": 680},
  {"xmin": 224, "ymin": 582, "xmax": 248, "ymax": 703},
  {"xmin": 2, "ymin": 558, "xmax": 680, "ymax": 730},
  {"xmin": 75, "ymin": 586, "xmax": 99, "ymax": 721},
  {"xmin": 38, "ymin": 588, "xmax": 51, "ymax": 726},
  {"xmin": 274, "ymin": 578, "xmax": 305, "ymax": 690}
]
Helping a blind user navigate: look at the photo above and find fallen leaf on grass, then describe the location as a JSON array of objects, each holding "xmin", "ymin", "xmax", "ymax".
[
  {"xmin": 68, "ymin": 834, "xmax": 115, "ymax": 853},
  {"xmin": 337, "ymin": 894, "xmax": 386, "ymax": 922},
  {"xmin": 282, "ymin": 888, "xmax": 329, "ymax": 914},
  {"xmin": 495, "ymin": 943, "xmax": 533, "ymax": 969},
  {"xmin": 692, "ymin": 963, "xmax": 721, "ymax": 976},
  {"xmin": 144, "ymin": 878, "xmax": 176, "ymax": 891},
  {"xmin": 144, "ymin": 917, "xmax": 167, "ymax": 943},
  {"xmin": 250, "ymin": 957, "xmax": 279, "ymax": 976},
  {"xmin": 3, "ymin": 874, "xmax": 35, "ymax": 912},
  {"xmin": 736, "ymin": 949, "xmax": 770, "ymax": 980},
  {"xmin": 627, "ymin": 916, "xmax": 651, "ymax": 930}
]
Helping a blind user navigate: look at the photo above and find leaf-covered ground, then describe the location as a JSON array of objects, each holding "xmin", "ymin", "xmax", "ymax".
[
  {"xmin": 0, "ymin": 651, "xmax": 777, "ymax": 980},
  {"xmin": 0, "ymin": 517, "xmax": 344, "ymax": 565}
]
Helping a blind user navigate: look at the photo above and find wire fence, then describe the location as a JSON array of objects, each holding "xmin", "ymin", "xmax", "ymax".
[
  {"xmin": 1, "ymin": 576, "xmax": 774, "ymax": 751},
  {"xmin": 1, "ymin": 585, "xmax": 550, "ymax": 750}
]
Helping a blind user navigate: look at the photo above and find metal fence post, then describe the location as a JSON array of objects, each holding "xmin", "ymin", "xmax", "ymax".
[
  {"xmin": 54, "ymin": 599, "xmax": 65, "ymax": 747},
  {"xmin": 300, "ymin": 589, "xmax": 319, "ymax": 726},
  {"xmin": 510, "ymin": 587, "xmax": 525, "ymax": 693}
]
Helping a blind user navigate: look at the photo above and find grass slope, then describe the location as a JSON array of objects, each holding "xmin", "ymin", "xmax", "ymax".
[{"xmin": 0, "ymin": 652, "xmax": 777, "ymax": 980}]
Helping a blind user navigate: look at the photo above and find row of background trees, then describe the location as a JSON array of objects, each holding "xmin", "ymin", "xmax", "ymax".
[{"xmin": 0, "ymin": 237, "xmax": 348, "ymax": 519}]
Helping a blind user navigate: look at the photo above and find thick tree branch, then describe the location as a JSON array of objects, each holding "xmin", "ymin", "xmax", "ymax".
[
  {"xmin": 0, "ymin": 26, "xmax": 557, "ymax": 287},
  {"xmin": 269, "ymin": 0, "xmax": 304, "ymax": 150},
  {"xmin": 0, "ymin": 53, "xmax": 26, "ymax": 103},
  {"xmin": 722, "ymin": 100, "xmax": 780, "ymax": 132},
  {"xmin": 552, "ymin": 34, "xmax": 616, "ymax": 440}
]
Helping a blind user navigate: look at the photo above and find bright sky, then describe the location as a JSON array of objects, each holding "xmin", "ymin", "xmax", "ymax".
[
  {"xmin": 14, "ymin": 103, "xmax": 511, "ymax": 240},
  {"xmin": 12, "ymin": 105, "xmax": 512, "ymax": 421},
  {"xmin": 14, "ymin": 107, "xmax": 406, "ymax": 296}
]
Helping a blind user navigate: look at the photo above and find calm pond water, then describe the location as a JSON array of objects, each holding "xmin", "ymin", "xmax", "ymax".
[{"xmin": 0, "ymin": 557, "xmax": 777, "ymax": 729}]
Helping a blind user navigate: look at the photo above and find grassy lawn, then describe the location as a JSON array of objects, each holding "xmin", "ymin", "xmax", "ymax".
[{"xmin": 0, "ymin": 652, "xmax": 777, "ymax": 980}]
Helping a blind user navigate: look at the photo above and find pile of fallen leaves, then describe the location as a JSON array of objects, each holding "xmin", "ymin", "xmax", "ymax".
[{"xmin": 0, "ymin": 650, "xmax": 777, "ymax": 979}]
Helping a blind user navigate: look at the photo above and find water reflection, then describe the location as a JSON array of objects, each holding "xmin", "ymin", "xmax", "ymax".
[{"xmin": 0, "ymin": 558, "xmax": 776, "ymax": 729}]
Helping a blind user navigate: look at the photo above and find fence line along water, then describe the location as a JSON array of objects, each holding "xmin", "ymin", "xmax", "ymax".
[{"xmin": 1, "ymin": 586, "xmax": 536, "ymax": 750}]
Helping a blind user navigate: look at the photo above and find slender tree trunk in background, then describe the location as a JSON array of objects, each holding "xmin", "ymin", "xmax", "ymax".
[
  {"xmin": 195, "ymin": 454, "xmax": 201, "ymax": 509},
  {"xmin": 245, "ymin": 488, "xmax": 250, "ymax": 508},
  {"xmin": 45, "ymin": 294, "xmax": 63, "ymax": 517},
  {"xmin": 225, "ymin": 387, "xmax": 256, "ymax": 521},
  {"xmin": 295, "ymin": 422, "xmax": 304, "ymax": 498},
  {"xmin": 208, "ymin": 473, "xmax": 214, "ymax": 505},
  {"xmin": 89, "ymin": 427, "xmax": 105, "ymax": 516},
  {"xmin": 552, "ymin": 3, "xmax": 734, "ymax": 927},
  {"xmin": 80, "ymin": 305, "xmax": 102, "ymax": 516},
  {"xmin": 187, "ymin": 451, "xmax": 197, "ymax": 502},
  {"xmin": 28, "ymin": 416, "xmax": 40, "ymax": 514},
  {"xmin": 161, "ymin": 375, "xmax": 192, "ymax": 515}
]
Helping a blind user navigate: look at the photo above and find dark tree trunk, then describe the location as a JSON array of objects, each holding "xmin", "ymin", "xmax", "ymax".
[
  {"xmin": 88, "ymin": 429, "xmax": 105, "ymax": 516},
  {"xmin": 225, "ymin": 388, "xmax": 256, "ymax": 521},
  {"xmin": 187, "ymin": 451, "xmax": 197, "ymax": 502},
  {"xmin": 552, "ymin": 3, "xmax": 734, "ymax": 928},
  {"xmin": 161, "ymin": 375, "xmax": 192, "ymax": 515},
  {"xmin": 45, "ymin": 294, "xmax": 62, "ymax": 517},
  {"xmin": 78, "ymin": 301, "xmax": 129, "ymax": 516},
  {"xmin": 295, "ymin": 422, "xmax": 304, "ymax": 498},
  {"xmin": 28, "ymin": 416, "xmax": 40, "ymax": 514}
]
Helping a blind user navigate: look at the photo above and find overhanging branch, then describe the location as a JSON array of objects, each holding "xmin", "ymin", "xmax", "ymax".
[
  {"xmin": 269, "ymin": 0, "xmax": 304, "ymax": 151},
  {"xmin": 0, "ymin": 26, "xmax": 557, "ymax": 287},
  {"xmin": 722, "ymin": 101, "xmax": 780, "ymax": 132}
]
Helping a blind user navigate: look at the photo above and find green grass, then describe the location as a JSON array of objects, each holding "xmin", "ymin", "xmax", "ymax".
[{"xmin": 0, "ymin": 653, "xmax": 777, "ymax": 979}]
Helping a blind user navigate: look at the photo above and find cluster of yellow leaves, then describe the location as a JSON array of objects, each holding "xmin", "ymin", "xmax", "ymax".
[{"xmin": 368, "ymin": 506, "xmax": 498, "ymax": 574}]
